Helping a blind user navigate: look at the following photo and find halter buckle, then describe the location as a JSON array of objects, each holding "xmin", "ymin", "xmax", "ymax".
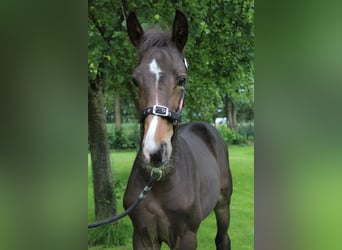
[{"xmin": 152, "ymin": 105, "xmax": 169, "ymax": 117}]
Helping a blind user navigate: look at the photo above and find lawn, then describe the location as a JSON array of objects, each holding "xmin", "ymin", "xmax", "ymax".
[{"xmin": 88, "ymin": 145, "xmax": 254, "ymax": 249}]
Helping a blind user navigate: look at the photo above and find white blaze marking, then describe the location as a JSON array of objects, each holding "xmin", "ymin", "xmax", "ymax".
[
  {"xmin": 143, "ymin": 58, "xmax": 162, "ymax": 161},
  {"xmin": 143, "ymin": 115, "xmax": 159, "ymax": 160},
  {"xmin": 149, "ymin": 58, "xmax": 162, "ymax": 104}
]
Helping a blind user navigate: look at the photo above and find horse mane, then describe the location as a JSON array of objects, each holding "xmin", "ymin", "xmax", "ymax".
[{"xmin": 138, "ymin": 29, "xmax": 173, "ymax": 55}]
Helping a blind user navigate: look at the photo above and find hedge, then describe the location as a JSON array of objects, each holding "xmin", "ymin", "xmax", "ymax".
[{"xmin": 105, "ymin": 122, "xmax": 254, "ymax": 149}]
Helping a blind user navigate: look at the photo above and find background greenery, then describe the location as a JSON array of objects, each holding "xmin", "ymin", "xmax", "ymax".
[
  {"xmin": 89, "ymin": 0, "xmax": 254, "ymax": 127},
  {"xmin": 106, "ymin": 122, "xmax": 254, "ymax": 150},
  {"xmin": 88, "ymin": 145, "xmax": 254, "ymax": 249}
]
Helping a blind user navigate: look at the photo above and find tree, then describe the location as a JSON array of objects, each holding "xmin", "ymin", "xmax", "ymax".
[
  {"xmin": 88, "ymin": 72, "xmax": 116, "ymax": 221},
  {"xmin": 187, "ymin": 0, "xmax": 254, "ymax": 128},
  {"xmin": 88, "ymin": 0, "xmax": 118, "ymax": 222}
]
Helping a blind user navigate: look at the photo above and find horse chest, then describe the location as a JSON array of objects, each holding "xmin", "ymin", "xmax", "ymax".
[
  {"xmin": 141, "ymin": 193, "xmax": 199, "ymax": 243},
  {"xmin": 147, "ymin": 187, "xmax": 196, "ymax": 222}
]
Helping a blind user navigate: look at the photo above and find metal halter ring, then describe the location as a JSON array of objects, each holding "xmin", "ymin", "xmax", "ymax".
[{"xmin": 150, "ymin": 168, "xmax": 163, "ymax": 181}]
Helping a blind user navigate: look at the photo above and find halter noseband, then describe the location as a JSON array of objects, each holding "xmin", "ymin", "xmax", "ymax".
[
  {"xmin": 140, "ymin": 58, "xmax": 188, "ymax": 124},
  {"xmin": 141, "ymin": 104, "xmax": 182, "ymax": 123}
]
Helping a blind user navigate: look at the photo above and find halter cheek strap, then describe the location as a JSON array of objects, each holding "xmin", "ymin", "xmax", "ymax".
[{"xmin": 177, "ymin": 90, "xmax": 185, "ymax": 113}]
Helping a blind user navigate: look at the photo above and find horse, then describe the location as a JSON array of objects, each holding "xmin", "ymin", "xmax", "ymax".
[{"xmin": 123, "ymin": 9, "xmax": 233, "ymax": 250}]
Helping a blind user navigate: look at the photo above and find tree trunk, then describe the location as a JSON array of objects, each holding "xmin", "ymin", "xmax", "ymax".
[
  {"xmin": 226, "ymin": 96, "xmax": 237, "ymax": 131},
  {"xmin": 88, "ymin": 80, "xmax": 116, "ymax": 221},
  {"xmin": 115, "ymin": 91, "xmax": 121, "ymax": 129},
  {"xmin": 232, "ymin": 103, "xmax": 237, "ymax": 130}
]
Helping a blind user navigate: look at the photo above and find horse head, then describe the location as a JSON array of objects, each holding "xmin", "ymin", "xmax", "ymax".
[{"xmin": 127, "ymin": 10, "xmax": 188, "ymax": 170}]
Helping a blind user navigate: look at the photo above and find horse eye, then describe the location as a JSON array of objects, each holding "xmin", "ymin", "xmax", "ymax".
[{"xmin": 177, "ymin": 77, "xmax": 187, "ymax": 87}]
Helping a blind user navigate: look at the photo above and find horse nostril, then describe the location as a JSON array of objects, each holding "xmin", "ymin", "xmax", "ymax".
[
  {"xmin": 150, "ymin": 143, "xmax": 167, "ymax": 165},
  {"xmin": 150, "ymin": 151, "xmax": 162, "ymax": 164}
]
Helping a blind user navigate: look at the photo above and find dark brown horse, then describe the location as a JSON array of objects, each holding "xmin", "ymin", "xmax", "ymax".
[{"xmin": 123, "ymin": 10, "xmax": 233, "ymax": 250}]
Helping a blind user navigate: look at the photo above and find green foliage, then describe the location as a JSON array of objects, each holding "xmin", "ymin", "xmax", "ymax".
[
  {"xmin": 113, "ymin": 129, "xmax": 129, "ymax": 149},
  {"xmin": 217, "ymin": 125, "xmax": 237, "ymax": 145},
  {"xmin": 107, "ymin": 123, "xmax": 140, "ymax": 149},
  {"xmin": 217, "ymin": 123, "xmax": 254, "ymax": 145},
  {"xmin": 88, "ymin": 223, "xmax": 130, "ymax": 247},
  {"xmin": 237, "ymin": 121, "xmax": 254, "ymax": 139}
]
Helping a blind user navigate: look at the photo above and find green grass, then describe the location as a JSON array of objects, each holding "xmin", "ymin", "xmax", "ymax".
[{"xmin": 88, "ymin": 145, "xmax": 254, "ymax": 249}]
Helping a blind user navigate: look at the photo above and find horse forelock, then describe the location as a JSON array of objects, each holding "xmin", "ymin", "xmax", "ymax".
[{"xmin": 138, "ymin": 29, "xmax": 173, "ymax": 56}]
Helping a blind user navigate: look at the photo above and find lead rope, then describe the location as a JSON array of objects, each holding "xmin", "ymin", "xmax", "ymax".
[{"xmin": 88, "ymin": 173, "xmax": 160, "ymax": 228}]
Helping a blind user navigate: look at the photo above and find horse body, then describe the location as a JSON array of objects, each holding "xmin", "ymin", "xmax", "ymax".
[
  {"xmin": 124, "ymin": 10, "xmax": 232, "ymax": 249},
  {"xmin": 124, "ymin": 122, "xmax": 232, "ymax": 249}
]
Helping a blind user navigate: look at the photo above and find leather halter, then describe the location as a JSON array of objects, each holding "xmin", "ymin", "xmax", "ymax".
[
  {"xmin": 141, "ymin": 58, "xmax": 188, "ymax": 124},
  {"xmin": 141, "ymin": 103, "xmax": 182, "ymax": 123}
]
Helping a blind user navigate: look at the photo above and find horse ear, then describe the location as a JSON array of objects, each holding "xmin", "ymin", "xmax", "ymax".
[
  {"xmin": 127, "ymin": 12, "xmax": 144, "ymax": 49},
  {"xmin": 172, "ymin": 9, "xmax": 188, "ymax": 53}
]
